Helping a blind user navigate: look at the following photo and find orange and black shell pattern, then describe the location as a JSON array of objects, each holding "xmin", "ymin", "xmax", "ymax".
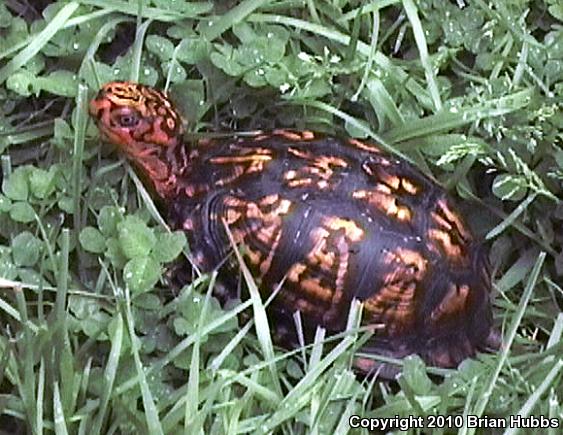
[{"xmin": 89, "ymin": 82, "xmax": 495, "ymax": 372}]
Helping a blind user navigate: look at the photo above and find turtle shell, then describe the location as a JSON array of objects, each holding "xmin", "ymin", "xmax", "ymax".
[{"xmin": 89, "ymin": 81, "xmax": 496, "ymax": 372}]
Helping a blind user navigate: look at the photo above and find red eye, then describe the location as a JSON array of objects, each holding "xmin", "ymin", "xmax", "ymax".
[{"xmin": 118, "ymin": 114, "xmax": 139, "ymax": 127}]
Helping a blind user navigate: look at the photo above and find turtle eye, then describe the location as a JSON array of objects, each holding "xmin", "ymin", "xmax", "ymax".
[{"xmin": 117, "ymin": 113, "xmax": 139, "ymax": 127}]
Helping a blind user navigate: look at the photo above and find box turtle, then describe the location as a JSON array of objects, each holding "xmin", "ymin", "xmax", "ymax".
[{"xmin": 89, "ymin": 81, "xmax": 498, "ymax": 373}]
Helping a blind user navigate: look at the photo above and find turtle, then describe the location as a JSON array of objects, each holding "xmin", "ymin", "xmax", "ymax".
[{"xmin": 89, "ymin": 81, "xmax": 498, "ymax": 374}]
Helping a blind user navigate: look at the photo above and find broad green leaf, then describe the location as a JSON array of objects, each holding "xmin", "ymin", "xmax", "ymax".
[
  {"xmin": 492, "ymin": 174, "xmax": 528, "ymax": 201},
  {"xmin": 106, "ymin": 238, "xmax": 127, "ymax": 269},
  {"xmin": 152, "ymin": 231, "xmax": 187, "ymax": 263},
  {"xmin": 0, "ymin": 4, "xmax": 11, "ymax": 28},
  {"xmin": 146, "ymin": 35, "xmax": 175, "ymax": 61},
  {"xmin": 123, "ymin": 256, "xmax": 161, "ymax": 294},
  {"xmin": 11, "ymin": 231, "xmax": 42, "ymax": 267},
  {"xmin": 29, "ymin": 167, "xmax": 57, "ymax": 199},
  {"xmin": 58, "ymin": 196, "xmax": 74, "ymax": 213},
  {"xmin": 79, "ymin": 227, "xmax": 106, "ymax": 254},
  {"xmin": 38, "ymin": 70, "xmax": 78, "ymax": 97},
  {"xmin": 0, "ymin": 194, "xmax": 12, "ymax": 212},
  {"xmin": 0, "ymin": 255, "xmax": 17, "ymax": 280},
  {"xmin": 118, "ymin": 215, "xmax": 157, "ymax": 259},
  {"xmin": 399, "ymin": 355, "xmax": 432, "ymax": 396},
  {"xmin": 176, "ymin": 38, "xmax": 209, "ymax": 64},
  {"xmin": 98, "ymin": 206, "xmax": 122, "ymax": 237},
  {"xmin": 9, "ymin": 202, "xmax": 35, "ymax": 223},
  {"xmin": 3, "ymin": 168, "xmax": 29, "ymax": 201},
  {"xmin": 6, "ymin": 70, "xmax": 35, "ymax": 96}
]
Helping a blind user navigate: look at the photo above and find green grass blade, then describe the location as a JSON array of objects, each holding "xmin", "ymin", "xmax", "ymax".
[
  {"xmin": 471, "ymin": 252, "xmax": 546, "ymax": 426},
  {"xmin": 222, "ymin": 218, "xmax": 283, "ymax": 398},
  {"xmin": 384, "ymin": 88, "xmax": 534, "ymax": 143},
  {"xmin": 0, "ymin": 2, "xmax": 79, "ymax": 84},
  {"xmin": 546, "ymin": 313, "xmax": 563, "ymax": 351},
  {"xmin": 201, "ymin": 0, "xmax": 272, "ymax": 41},
  {"xmin": 15, "ymin": 288, "xmax": 36, "ymax": 430},
  {"xmin": 352, "ymin": 9, "xmax": 380, "ymax": 103},
  {"xmin": 365, "ymin": 78, "xmax": 404, "ymax": 127},
  {"xmin": 263, "ymin": 336, "xmax": 355, "ymax": 431},
  {"xmin": 502, "ymin": 359, "xmax": 563, "ymax": 435},
  {"xmin": 402, "ymin": 0, "xmax": 442, "ymax": 111},
  {"xmin": 123, "ymin": 289, "xmax": 165, "ymax": 435},
  {"xmin": 55, "ymin": 229, "xmax": 70, "ymax": 323},
  {"xmin": 115, "ymin": 298, "xmax": 253, "ymax": 395},
  {"xmin": 92, "ymin": 315, "xmax": 123, "ymax": 435},
  {"xmin": 79, "ymin": 0, "xmax": 212, "ymax": 20},
  {"xmin": 72, "ymin": 84, "xmax": 89, "ymax": 245},
  {"xmin": 338, "ymin": 0, "xmax": 400, "ymax": 22},
  {"xmin": 0, "ymin": 291, "xmax": 38, "ymax": 332},
  {"xmin": 53, "ymin": 382, "xmax": 69, "ymax": 435},
  {"xmin": 36, "ymin": 358, "xmax": 45, "ymax": 435},
  {"xmin": 486, "ymin": 193, "xmax": 537, "ymax": 240},
  {"xmin": 130, "ymin": 19, "xmax": 152, "ymax": 83}
]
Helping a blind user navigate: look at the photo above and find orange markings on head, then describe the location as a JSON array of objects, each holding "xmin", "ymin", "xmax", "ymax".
[
  {"xmin": 89, "ymin": 82, "xmax": 185, "ymax": 197},
  {"xmin": 89, "ymin": 81, "xmax": 184, "ymax": 151}
]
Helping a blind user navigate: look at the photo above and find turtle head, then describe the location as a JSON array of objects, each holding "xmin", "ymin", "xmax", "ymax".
[
  {"xmin": 89, "ymin": 81, "xmax": 185, "ymax": 195},
  {"xmin": 89, "ymin": 81, "xmax": 184, "ymax": 152}
]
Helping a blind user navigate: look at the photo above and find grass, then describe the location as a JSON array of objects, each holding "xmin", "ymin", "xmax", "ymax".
[{"xmin": 0, "ymin": 0, "xmax": 562, "ymax": 434}]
